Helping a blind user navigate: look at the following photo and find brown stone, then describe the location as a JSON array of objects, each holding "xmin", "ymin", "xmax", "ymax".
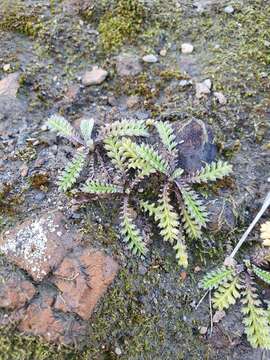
[
  {"xmin": 0, "ymin": 73, "xmax": 20, "ymax": 97},
  {"xmin": 0, "ymin": 271, "xmax": 36, "ymax": 310},
  {"xmin": 18, "ymin": 292, "xmax": 87, "ymax": 345},
  {"xmin": 0, "ymin": 211, "xmax": 78, "ymax": 281},
  {"xmin": 174, "ymin": 118, "xmax": 217, "ymax": 172},
  {"xmin": 52, "ymin": 247, "xmax": 118, "ymax": 320},
  {"xmin": 206, "ymin": 198, "xmax": 236, "ymax": 233}
]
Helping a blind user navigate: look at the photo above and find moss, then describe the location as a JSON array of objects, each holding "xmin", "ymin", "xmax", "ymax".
[
  {"xmin": 98, "ymin": 0, "xmax": 146, "ymax": 52},
  {"xmin": 0, "ymin": 0, "xmax": 42, "ymax": 36}
]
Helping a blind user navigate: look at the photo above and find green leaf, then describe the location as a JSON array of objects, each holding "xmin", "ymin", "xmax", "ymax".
[
  {"xmin": 99, "ymin": 120, "xmax": 149, "ymax": 140},
  {"xmin": 213, "ymin": 277, "xmax": 241, "ymax": 310},
  {"xmin": 82, "ymin": 180, "xmax": 123, "ymax": 194},
  {"xmin": 120, "ymin": 138, "xmax": 169, "ymax": 176},
  {"xmin": 200, "ymin": 266, "xmax": 235, "ymax": 290},
  {"xmin": 241, "ymin": 283, "xmax": 270, "ymax": 349},
  {"xmin": 47, "ymin": 114, "xmax": 81, "ymax": 143},
  {"xmin": 181, "ymin": 186, "xmax": 208, "ymax": 228},
  {"xmin": 140, "ymin": 200, "xmax": 159, "ymax": 218},
  {"xmin": 252, "ymin": 265, "xmax": 270, "ymax": 285},
  {"xmin": 155, "ymin": 121, "xmax": 177, "ymax": 155},
  {"xmin": 192, "ymin": 160, "xmax": 233, "ymax": 183},
  {"xmin": 155, "ymin": 184, "xmax": 180, "ymax": 245},
  {"xmin": 173, "ymin": 238, "xmax": 188, "ymax": 268},
  {"xmin": 58, "ymin": 150, "xmax": 86, "ymax": 192},
  {"xmin": 80, "ymin": 118, "xmax": 94, "ymax": 146},
  {"xmin": 181, "ymin": 207, "xmax": 202, "ymax": 239},
  {"xmin": 104, "ymin": 137, "xmax": 127, "ymax": 172},
  {"xmin": 121, "ymin": 199, "xmax": 147, "ymax": 256},
  {"xmin": 171, "ymin": 167, "xmax": 184, "ymax": 180}
]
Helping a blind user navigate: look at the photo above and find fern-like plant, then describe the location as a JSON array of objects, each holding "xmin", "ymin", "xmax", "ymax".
[
  {"xmin": 201, "ymin": 256, "xmax": 270, "ymax": 350},
  {"xmin": 47, "ymin": 115, "xmax": 232, "ymax": 266}
]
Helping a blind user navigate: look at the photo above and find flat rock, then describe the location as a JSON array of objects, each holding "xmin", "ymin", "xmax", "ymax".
[
  {"xmin": 82, "ymin": 67, "xmax": 108, "ymax": 86},
  {"xmin": 52, "ymin": 247, "xmax": 118, "ymax": 320},
  {"xmin": 181, "ymin": 43, "xmax": 194, "ymax": 54},
  {"xmin": 214, "ymin": 91, "xmax": 227, "ymax": 105},
  {"xmin": 0, "ymin": 73, "xmax": 20, "ymax": 97},
  {"xmin": 0, "ymin": 211, "xmax": 77, "ymax": 281},
  {"xmin": 195, "ymin": 79, "xmax": 211, "ymax": 99},
  {"xmin": 142, "ymin": 54, "xmax": 158, "ymax": 63},
  {"xmin": 18, "ymin": 290, "xmax": 87, "ymax": 345},
  {"xmin": 206, "ymin": 198, "xmax": 236, "ymax": 233},
  {"xmin": 0, "ymin": 269, "xmax": 36, "ymax": 310},
  {"xmin": 174, "ymin": 118, "xmax": 217, "ymax": 171},
  {"xmin": 116, "ymin": 53, "xmax": 142, "ymax": 77}
]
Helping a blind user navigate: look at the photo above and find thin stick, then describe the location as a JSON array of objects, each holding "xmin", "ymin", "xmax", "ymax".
[
  {"xmin": 195, "ymin": 290, "xmax": 209, "ymax": 310},
  {"xmin": 228, "ymin": 192, "xmax": 270, "ymax": 260},
  {"xmin": 209, "ymin": 290, "xmax": 213, "ymax": 336}
]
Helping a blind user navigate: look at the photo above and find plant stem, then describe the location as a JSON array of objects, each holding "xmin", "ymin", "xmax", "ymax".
[{"xmin": 229, "ymin": 191, "xmax": 270, "ymax": 259}]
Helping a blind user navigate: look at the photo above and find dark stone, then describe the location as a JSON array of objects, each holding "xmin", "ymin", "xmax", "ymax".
[{"xmin": 174, "ymin": 118, "xmax": 217, "ymax": 172}]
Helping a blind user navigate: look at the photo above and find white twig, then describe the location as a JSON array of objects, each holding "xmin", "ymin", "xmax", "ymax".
[
  {"xmin": 228, "ymin": 191, "xmax": 270, "ymax": 260},
  {"xmin": 195, "ymin": 290, "xmax": 209, "ymax": 310},
  {"xmin": 209, "ymin": 290, "xmax": 213, "ymax": 336}
]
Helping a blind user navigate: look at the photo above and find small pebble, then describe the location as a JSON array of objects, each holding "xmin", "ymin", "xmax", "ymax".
[
  {"xmin": 214, "ymin": 91, "xmax": 227, "ymax": 105},
  {"xmin": 181, "ymin": 43, "xmax": 194, "ymax": 54},
  {"xmin": 115, "ymin": 347, "xmax": 122, "ymax": 356},
  {"xmin": 224, "ymin": 5, "xmax": 234, "ymax": 14},
  {"xmin": 142, "ymin": 54, "xmax": 158, "ymax": 63},
  {"xmin": 160, "ymin": 49, "xmax": 167, "ymax": 57},
  {"xmin": 203, "ymin": 79, "xmax": 212, "ymax": 90},
  {"xmin": 199, "ymin": 326, "xmax": 208, "ymax": 335},
  {"xmin": 3, "ymin": 64, "xmax": 11, "ymax": 72},
  {"xmin": 82, "ymin": 67, "xmax": 108, "ymax": 86}
]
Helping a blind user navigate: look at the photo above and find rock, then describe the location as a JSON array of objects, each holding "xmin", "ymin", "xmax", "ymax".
[
  {"xmin": 0, "ymin": 73, "xmax": 20, "ymax": 97},
  {"xmin": 199, "ymin": 326, "xmax": 208, "ymax": 335},
  {"xmin": 179, "ymin": 79, "xmax": 192, "ymax": 87},
  {"xmin": 195, "ymin": 80, "xmax": 211, "ymax": 99},
  {"xmin": 52, "ymin": 247, "xmax": 118, "ymax": 320},
  {"xmin": 0, "ymin": 270, "xmax": 36, "ymax": 310},
  {"xmin": 82, "ymin": 67, "xmax": 108, "ymax": 86},
  {"xmin": 206, "ymin": 198, "xmax": 236, "ymax": 233},
  {"xmin": 0, "ymin": 211, "xmax": 77, "ymax": 281},
  {"xmin": 64, "ymin": 84, "xmax": 80, "ymax": 102},
  {"xmin": 181, "ymin": 43, "xmax": 194, "ymax": 54},
  {"xmin": 214, "ymin": 91, "xmax": 227, "ymax": 105},
  {"xmin": 224, "ymin": 5, "xmax": 234, "ymax": 14},
  {"xmin": 160, "ymin": 49, "xmax": 167, "ymax": 57},
  {"xmin": 18, "ymin": 290, "xmax": 87, "ymax": 345},
  {"xmin": 115, "ymin": 347, "xmax": 122, "ymax": 355},
  {"xmin": 3, "ymin": 64, "xmax": 11, "ymax": 72},
  {"xmin": 174, "ymin": 118, "xmax": 217, "ymax": 171},
  {"xmin": 142, "ymin": 54, "xmax": 158, "ymax": 63},
  {"xmin": 116, "ymin": 53, "xmax": 142, "ymax": 77},
  {"xmin": 126, "ymin": 95, "xmax": 140, "ymax": 109}
]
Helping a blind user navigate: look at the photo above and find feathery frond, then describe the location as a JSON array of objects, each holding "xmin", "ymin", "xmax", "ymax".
[
  {"xmin": 181, "ymin": 186, "xmax": 208, "ymax": 228},
  {"xmin": 213, "ymin": 277, "xmax": 241, "ymax": 310},
  {"xmin": 99, "ymin": 120, "xmax": 149, "ymax": 140},
  {"xmin": 201, "ymin": 266, "xmax": 235, "ymax": 290},
  {"xmin": 58, "ymin": 150, "xmax": 86, "ymax": 192},
  {"xmin": 104, "ymin": 137, "xmax": 127, "ymax": 172},
  {"xmin": 171, "ymin": 167, "xmax": 184, "ymax": 180},
  {"xmin": 140, "ymin": 200, "xmax": 159, "ymax": 218},
  {"xmin": 82, "ymin": 180, "xmax": 123, "ymax": 194},
  {"xmin": 241, "ymin": 282, "xmax": 270, "ymax": 349},
  {"xmin": 120, "ymin": 138, "xmax": 169, "ymax": 176},
  {"xmin": 252, "ymin": 265, "xmax": 270, "ymax": 285},
  {"xmin": 181, "ymin": 207, "xmax": 202, "ymax": 239},
  {"xmin": 47, "ymin": 114, "xmax": 81, "ymax": 143},
  {"xmin": 173, "ymin": 237, "xmax": 188, "ymax": 268},
  {"xmin": 120, "ymin": 199, "xmax": 147, "ymax": 256},
  {"xmin": 155, "ymin": 184, "xmax": 180, "ymax": 245},
  {"xmin": 80, "ymin": 118, "xmax": 94, "ymax": 146},
  {"xmin": 191, "ymin": 161, "xmax": 233, "ymax": 183},
  {"xmin": 155, "ymin": 121, "xmax": 177, "ymax": 156}
]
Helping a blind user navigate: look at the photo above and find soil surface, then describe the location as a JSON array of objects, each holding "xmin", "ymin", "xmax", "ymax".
[{"xmin": 0, "ymin": 0, "xmax": 270, "ymax": 359}]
